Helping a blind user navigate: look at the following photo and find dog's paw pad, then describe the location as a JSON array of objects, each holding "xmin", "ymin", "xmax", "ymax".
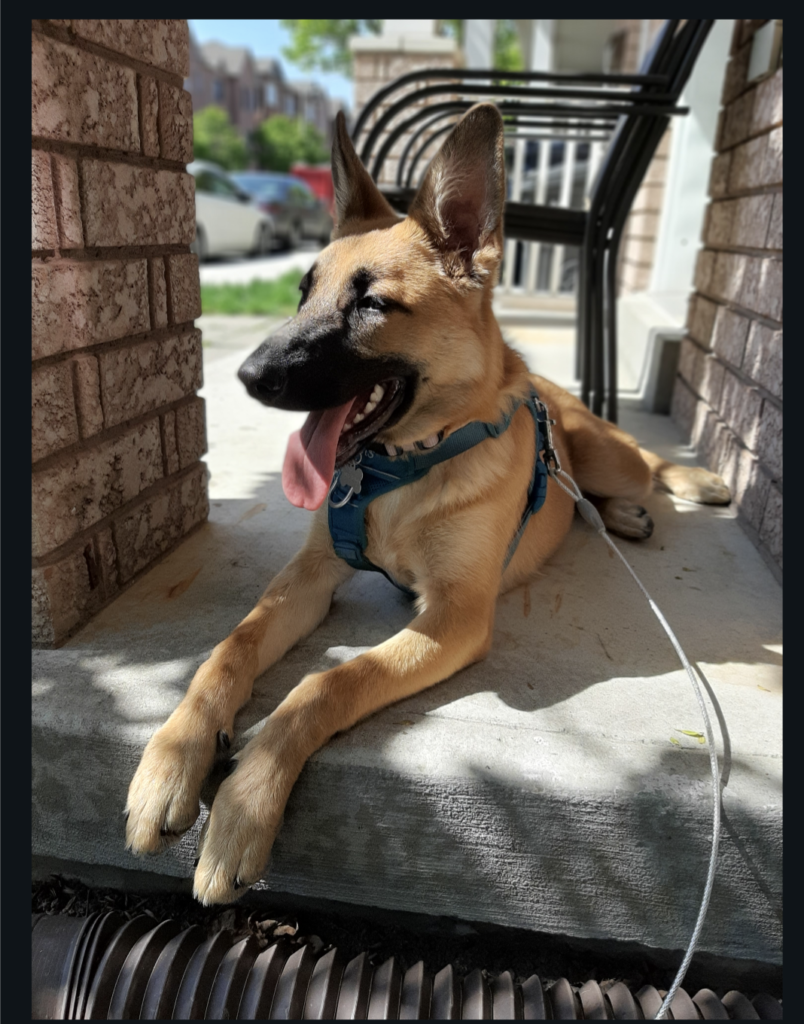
[{"xmin": 601, "ymin": 500, "xmax": 654, "ymax": 540}]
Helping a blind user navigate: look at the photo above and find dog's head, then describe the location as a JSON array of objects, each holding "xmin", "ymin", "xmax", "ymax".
[{"xmin": 238, "ymin": 104, "xmax": 510, "ymax": 509}]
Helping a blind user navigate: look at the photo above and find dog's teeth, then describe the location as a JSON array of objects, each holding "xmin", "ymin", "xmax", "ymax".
[
  {"xmin": 364, "ymin": 401, "xmax": 376, "ymax": 413},
  {"xmin": 353, "ymin": 412, "xmax": 365, "ymax": 423},
  {"xmin": 371, "ymin": 385, "xmax": 384, "ymax": 402}
]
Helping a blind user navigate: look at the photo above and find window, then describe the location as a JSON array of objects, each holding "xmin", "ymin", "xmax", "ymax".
[
  {"xmin": 266, "ymin": 82, "xmax": 277, "ymax": 107},
  {"xmin": 284, "ymin": 95, "xmax": 295, "ymax": 116},
  {"xmin": 213, "ymin": 79, "xmax": 224, "ymax": 102}
]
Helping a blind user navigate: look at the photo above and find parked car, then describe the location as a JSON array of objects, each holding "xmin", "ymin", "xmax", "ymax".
[
  {"xmin": 188, "ymin": 160, "xmax": 274, "ymax": 261},
  {"xmin": 230, "ymin": 172, "xmax": 333, "ymax": 249}
]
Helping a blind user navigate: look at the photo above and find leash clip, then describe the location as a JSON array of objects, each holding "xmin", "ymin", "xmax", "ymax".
[{"xmin": 534, "ymin": 398, "xmax": 561, "ymax": 473}]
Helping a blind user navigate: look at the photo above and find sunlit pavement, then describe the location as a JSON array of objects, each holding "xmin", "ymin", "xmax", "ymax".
[{"xmin": 199, "ymin": 242, "xmax": 323, "ymax": 286}]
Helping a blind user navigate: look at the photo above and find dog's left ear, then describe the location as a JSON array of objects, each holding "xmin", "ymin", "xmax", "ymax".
[
  {"xmin": 331, "ymin": 111, "xmax": 399, "ymax": 237},
  {"xmin": 408, "ymin": 103, "xmax": 506, "ymax": 284}
]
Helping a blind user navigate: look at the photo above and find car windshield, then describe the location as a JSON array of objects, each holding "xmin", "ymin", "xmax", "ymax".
[{"xmin": 231, "ymin": 175, "xmax": 287, "ymax": 200}]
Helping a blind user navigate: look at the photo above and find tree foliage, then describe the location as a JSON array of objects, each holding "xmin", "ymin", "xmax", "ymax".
[
  {"xmin": 251, "ymin": 115, "xmax": 330, "ymax": 172},
  {"xmin": 192, "ymin": 106, "xmax": 248, "ymax": 170},
  {"xmin": 281, "ymin": 21, "xmax": 524, "ymax": 78},
  {"xmin": 280, "ymin": 20, "xmax": 382, "ymax": 77}
]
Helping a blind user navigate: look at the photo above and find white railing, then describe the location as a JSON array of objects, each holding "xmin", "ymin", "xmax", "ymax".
[{"xmin": 499, "ymin": 135, "xmax": 607, "ymax": 300}]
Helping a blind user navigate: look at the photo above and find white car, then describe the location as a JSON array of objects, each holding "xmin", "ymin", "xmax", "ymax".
[{"xmin": 188, "ymin": 160, "xmax": 274, "ymax": 261}]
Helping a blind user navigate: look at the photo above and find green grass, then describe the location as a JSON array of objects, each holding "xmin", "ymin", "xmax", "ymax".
[{"xmin": 200, "ymin": 271, "xmax": 303, "ymax": 316}]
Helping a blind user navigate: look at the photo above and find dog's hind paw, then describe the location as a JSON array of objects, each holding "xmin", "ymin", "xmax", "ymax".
[{"xmin": 658, "ymin": 465, "xmax": 731, "ymax": 505}]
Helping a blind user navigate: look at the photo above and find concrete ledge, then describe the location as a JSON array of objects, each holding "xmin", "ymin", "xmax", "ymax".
[{"xmin": 33, "ymin": 334, "xmax": 782, "ymax": 965}]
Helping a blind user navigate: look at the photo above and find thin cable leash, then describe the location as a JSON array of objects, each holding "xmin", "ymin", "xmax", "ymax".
[{"xmin": 547, "ymin": 464, "xmax": 725, "ymax": 1022}]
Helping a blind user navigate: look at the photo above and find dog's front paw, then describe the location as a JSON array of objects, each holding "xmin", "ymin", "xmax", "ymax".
[
  {"xmin": 193, "ymin": 742, "xmax": 288, "ymax": 905},
  {"xmin": 125, "ymin": 711, "xmax": 222, "ymax": 856}
]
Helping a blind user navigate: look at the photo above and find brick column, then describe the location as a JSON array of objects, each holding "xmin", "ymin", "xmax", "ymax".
[
  {"xmin": 671, "ymin": 21, "xmax": 782, "ymax": 575},
  {"xmin": 32, "ymin": 20, "xmax": 208, "ymax": 645},
  {"xmin": 351, "ymin": 34, "xmax": 460, "ymax": 187}
]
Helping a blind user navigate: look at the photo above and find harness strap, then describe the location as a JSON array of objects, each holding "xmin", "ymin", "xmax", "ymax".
[{"xmin": 328, "ymin": 386, "xmax": 551, "ymax": 593}]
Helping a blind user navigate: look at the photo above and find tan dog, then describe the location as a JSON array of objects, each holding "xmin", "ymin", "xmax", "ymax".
[{"xmin": 126, "ymin": 105, "xmax": 729, "ymax": 905}]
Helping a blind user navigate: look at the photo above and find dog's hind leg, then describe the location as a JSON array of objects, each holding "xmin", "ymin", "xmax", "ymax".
[
  {"xmin": 125, "ymin": 517, "xmax": 353, "ymax": 857},
  {"xmin": 192, "ymin": 581, "xmax": 499, "ymax": 905},
  {"xmin": 637, "ymin": 448, "xmax": 731, "ymax": 505}
]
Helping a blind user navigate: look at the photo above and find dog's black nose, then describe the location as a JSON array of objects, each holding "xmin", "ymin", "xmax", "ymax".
[{"xmin": 238, "ymin": 353, "xmax": 286, "ymax": 404}]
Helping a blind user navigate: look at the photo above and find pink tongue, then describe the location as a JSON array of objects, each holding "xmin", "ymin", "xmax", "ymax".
[{"xmin": 282, "ymin": 400, "xmax": 355, "ymax": 510}]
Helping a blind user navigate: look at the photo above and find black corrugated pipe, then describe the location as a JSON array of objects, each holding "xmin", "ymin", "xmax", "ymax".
[{"xmin": 31, "ymin": 912, "xmax": 782, "ymax": 1020}]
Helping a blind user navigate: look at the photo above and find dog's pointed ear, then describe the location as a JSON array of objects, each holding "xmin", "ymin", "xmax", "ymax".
[
  {"xmin": 331, "ymin": 111, "xmax": 398, "ymax": 237},
  {"xmin": 408, "ymin": 103, "xmax": 506, "ymax": 284}
]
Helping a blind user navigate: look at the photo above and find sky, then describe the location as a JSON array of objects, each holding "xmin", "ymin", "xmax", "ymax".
[{"xmin": 189, "ymin": 20, "xmax": 354, "ymax": 107}]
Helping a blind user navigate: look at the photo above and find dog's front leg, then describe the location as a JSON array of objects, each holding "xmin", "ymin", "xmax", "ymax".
[
  {"xmin": 125, "ymin": 521, "xmax": 352, "ymax": 856},
  {"xmin": 193, "ymin": 587, "xmax": 497, "ymax": 904}
]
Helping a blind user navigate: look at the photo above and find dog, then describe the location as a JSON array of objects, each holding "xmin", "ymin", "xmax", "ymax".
[{"xmin": 125, "ymin": 105, "xmax": 730, "ymax": 905}]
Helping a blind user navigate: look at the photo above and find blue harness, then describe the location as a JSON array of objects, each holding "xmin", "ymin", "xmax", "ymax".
[{"xmin": 327, "ymin": 385, "xmax": 554, "ymax": 595}]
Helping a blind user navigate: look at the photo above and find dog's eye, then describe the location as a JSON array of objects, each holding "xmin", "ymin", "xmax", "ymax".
[{"xmin": 356, "ymin": 295, "xmax": 386, "ymax": 313}]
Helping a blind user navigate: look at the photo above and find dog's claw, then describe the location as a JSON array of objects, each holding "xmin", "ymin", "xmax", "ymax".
[{"xmin": 217, "ymin": 730, "xmax": 231, "ymax": 753}]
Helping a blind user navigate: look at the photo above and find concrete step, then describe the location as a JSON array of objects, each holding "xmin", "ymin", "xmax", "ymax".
[{"xmin": 33, "ymin": 324, "xmax": 782, "ymax": 967}]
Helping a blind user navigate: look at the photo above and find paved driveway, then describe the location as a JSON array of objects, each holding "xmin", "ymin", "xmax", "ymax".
[{"xmin": 199, "ymin": 243, "xmax": 323, "ymax": 286}]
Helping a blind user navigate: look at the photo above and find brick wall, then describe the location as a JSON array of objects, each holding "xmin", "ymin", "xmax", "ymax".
[
  {"xmin": 32, "ymin": 20, "xmax": 208, "ymax": 645},
  {"xmin": 671, "ymin": 20, "xmax": 782, "ymax": 575},
  {"xmin": 351, "ymin": 38, "xmax": 460, "ymax": 187}
]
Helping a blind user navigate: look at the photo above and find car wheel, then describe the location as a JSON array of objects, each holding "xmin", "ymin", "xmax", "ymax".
[
  {"xmin": 190, "ymin": 225, "xmax": 208, "ymax": 262},
  {"xmin": 251, "ymin": 223, "xmax": 273, "ymax": 257}
]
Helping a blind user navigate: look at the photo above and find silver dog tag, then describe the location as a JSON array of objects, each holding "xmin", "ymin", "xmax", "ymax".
[{"xmin": 339, "ymin": 462, "xmax": 364, "ymax": 495}]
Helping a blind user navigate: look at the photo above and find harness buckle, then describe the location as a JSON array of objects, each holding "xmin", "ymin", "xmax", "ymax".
[
  {"xmin": 328, "ymin": 456, "xmax": 364, "ymax": 508},
  {"xmin": 534, "ymin": 398, "xmax": 561, "ymax": 473}
]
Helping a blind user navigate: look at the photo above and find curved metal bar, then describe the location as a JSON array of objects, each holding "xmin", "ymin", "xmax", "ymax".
[
  {"xmin": 404, "ymin": 122, "xmax": 457, "ymax": 189},
  {"xmin": 351, "ymin": 66, "xmax": 672, "ymax": 142},
  {"xmin": 358, "ymin": 80, "xmax": 681, "ymax": 166},
  {"xmin": 395, "ymin": 111, "xmax": 459, "ymax": 187},
  {"xmin": 369, "ymin": 100, "xmax": 687, "ymax": 182}
]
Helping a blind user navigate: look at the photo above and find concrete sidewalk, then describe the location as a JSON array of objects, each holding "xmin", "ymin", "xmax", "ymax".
[{"xmin": 32, "ymin": 318, "xmax": 782, "ymax": 966}]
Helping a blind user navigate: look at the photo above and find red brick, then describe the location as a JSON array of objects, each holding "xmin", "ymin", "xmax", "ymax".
[
  {"xmin": 759, "ymin": 484, "xmax": 782, "ymax": 568},
  {"xmin": 742, "ymin": 256, "xmax": 782, "ymax": 321},
  {"xmin": 765, "ymin": 194, "xmax": 782, "ymax": 250},
  {"xmin": 98, "ymin": 329, "xmax": 202, "ymax": 428},
  {"xmin": 32, "ymin": 546, "xmax": 107, "ymax": 645},
  {"xmin": 687, "ymin": 295, "xmax": 717, "ymax": 347},
  {"xmin": 717, "ymin": 370, "xmax": 762, "ymax": 450},
  {"xmin": 32, "ymin": 420, "xmax": 163, "ymax": 557},
  {"xmin": 32, "ymin": 151, "xmax": 58, "ymax": 250},
  {"xmin": 138, "ymin": 75, "xmax": 159, "ymax": 158},
  {"xmin": 71, "ymin": 354, "xmax": 104, "ymax": 439},
  {"xmin": 720, "ymin": 444, "xmax": 769, "ymax": 533},
  {"xmin": 32, "ymin": 259, "xmax": 149, "ymax": 360},
  {"xmin": 670, "ymin": 377, "xmax": 697, "ymax": 439},
  {"xmin": 51, "ymin": 154, "xmax": 84, "ymax": 248},
  {"xmin": 158, "ymin": 81, "xmax": 193, "ymax": 162},
  {"xmin": 709, "ymin": 252, "xmax": 749, "ymax": 306},
  {"xmin": 708, "ymin": 152, "xmax": 731, "ymax": 198},
  {"xmin": 754, "ymin": 401, "xmax": 783, "ymax": 483},
  {"xmin": 722, "ymin": 41, "xmax": 750, "ymax": 104},
  {"xmin": 704, "ymin": 201, "xmax": 735, "ymax": 247},
  {"xmin": 149, "ymin": 258, "xmax": 168, "ymax": 328},
  {"xmin": 113, "ymin": 462, "xmax": 208, "ymax": 582},
  {"xmin": 721, "ymin": 91, "xmax": 755, "ymax": 149},
  {"xmin": 731, "ymin": 194, "xmax": 774, "ymax": 248},
  {"xmin": 162, "ymin": 410, "xmax": 179, "ymax": 474},
  {"xmin": 743, "ymin": 322, "xmax": 782, "ymax": 400},
  {"xmin": 80, "ymin": 160, "xmax": 194, "ymax": 246},
  {"xmin": 751, "ymin": 68, "xmax": 782, "ymax": 131},
  {"xmin": 762, "ymin": 127, "xmax": 782, "ymax": 185},
  {"xmin": 693, "ymin": 249, "xmax": 716, "ymax": 294},
  {"xmin": 96, "ymin": 526, "xmax": 120, "ymax": 595},
  {"xmin": 700, "ymin": 355, "xmax": 726, "ymax": 409},
  {"xmin": 32, "ymin": 362, "xmax": 79, "ymax": 462},
  {"xmin": 32, "ymin": 33, "xmax": 139, "ymax": 151},
  {"xmin": 166, "ymin": 254, "xmax": 201, "ymax": 323},
  {"xmin": 678, "ymin": 338, "xmax": 704, "ymax": 393},
  {"xmin": 175, "ymin": 397, "xmax": 207, "ymax": 468},
  {"xmin": 727, "ymin": 135, "xmax": 767, "ymax": 191},
  {"xmin": 711, "ymin": 307, "xmax": 749, "ymax": 368},
  {"xmin": 72, "ymin": 20, "xmax": 190, "ymax": 77}
]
